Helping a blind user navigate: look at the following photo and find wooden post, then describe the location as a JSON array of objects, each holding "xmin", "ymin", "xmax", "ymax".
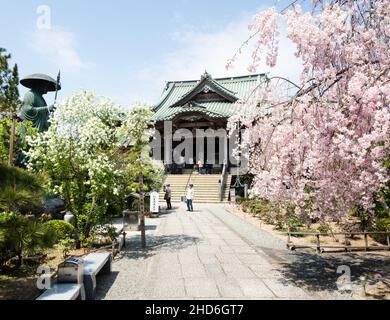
[
  {"xmin": 122, "ymin": 232, "xmax": 126, "ymax": 249},
  {"xmin": 287, "ymin": 227, "xmax": 291, "ymax": 249},
  {"xmin": 364, "ymin": 233, "xmax": 369, "ymax": 251},
  {"xmin": 8, "ymin": 113, "xmax": 16, "ymax": 166},
  {"xmin": 111, "ymin": 239, "xmax": 116, "ymax": 258},
  {"xmin": 344, "ymin": 234, "xmax": 348, "ymax": 252},
  {"xmin": 316, "ymin": 233, "xmax": 321, "ymax": 253},
  {"xmin": 139, "ymin": 175, "xmax": 146, "ymax": 248},
  {"xmin": 387, "ymin": 231, "xmax": 390, "ymax": 251}
]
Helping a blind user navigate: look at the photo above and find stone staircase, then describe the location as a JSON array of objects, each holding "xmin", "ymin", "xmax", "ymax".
[{"xmin": 159, "ymin": 174, "xmax": 232, "ymax": 203}]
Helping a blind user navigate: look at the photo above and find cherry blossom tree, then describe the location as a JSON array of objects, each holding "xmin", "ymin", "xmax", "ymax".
[{"xmin": 228, "ymin": 0, "xmax": 390, "ymax": 223}]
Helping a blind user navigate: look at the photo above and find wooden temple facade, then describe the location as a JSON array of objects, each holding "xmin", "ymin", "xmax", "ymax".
[{"xmin": 152, "ymin": 71, "xmax": 267, "ymax": 174}]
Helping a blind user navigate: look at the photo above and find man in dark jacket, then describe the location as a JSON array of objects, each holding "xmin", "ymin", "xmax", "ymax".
[{"xmin": 164, "ymin": 184, "xmax": 172, "ymax": 210}]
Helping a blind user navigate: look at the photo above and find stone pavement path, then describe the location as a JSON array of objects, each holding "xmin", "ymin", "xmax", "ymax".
[{"xmin": 96, "ymin": 203, "xmax": 389, "ymax": 300}]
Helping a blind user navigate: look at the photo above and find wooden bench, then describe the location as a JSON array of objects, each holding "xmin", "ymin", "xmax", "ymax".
[
  {"xmin": 83, "ymin": 252, "xmax": 112, "ymax": 300},
  {"xmin": 37, "ymin": 283, "xmax": 85, "ymax": 300}
]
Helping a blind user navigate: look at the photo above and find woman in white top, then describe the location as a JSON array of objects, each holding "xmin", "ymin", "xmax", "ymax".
[{"xmin": 186, "ymin": 184, "xmax": 194, "ymax": 212}]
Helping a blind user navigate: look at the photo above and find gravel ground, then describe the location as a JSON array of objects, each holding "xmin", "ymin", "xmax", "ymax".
[{"xmin": 95, "ymin": 203, "xmax": 389, "ymax": 300}]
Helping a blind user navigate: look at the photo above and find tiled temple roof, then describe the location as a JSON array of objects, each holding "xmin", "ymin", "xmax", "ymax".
[{"xmin": 153, "ymin": 72, "xmax": 267, "ymax": 122}]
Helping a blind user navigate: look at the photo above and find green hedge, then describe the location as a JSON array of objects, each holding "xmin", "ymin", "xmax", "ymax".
[{"xmin": 42, "ymin": 220, "xmax": 74, "ymax": 244}]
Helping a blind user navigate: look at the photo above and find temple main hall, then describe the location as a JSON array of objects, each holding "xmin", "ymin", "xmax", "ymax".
[{"xmin": 153, "ymin": 72, "xmax": 266, "ymax": 203}]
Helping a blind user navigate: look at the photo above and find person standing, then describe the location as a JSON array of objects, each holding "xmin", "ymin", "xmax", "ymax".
[
  {"xmin": 197, "ymin": 159, "xmax": 204, "ymax": 174},
  {"xmin": 164, "ymin": 184, "xmax": 172, "ymax": 210},
  {"xmin": 186, "ymin": 184, "xmax": 194, "ymax": 212}
]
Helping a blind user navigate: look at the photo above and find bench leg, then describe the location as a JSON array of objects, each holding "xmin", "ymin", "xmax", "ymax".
[
  {"xmin": 83, "ymin": 275, "xmax": 96, "ymax": 300},
  {"xmin": 102, "ymin": 257, "xmax": 112, "ymax": 274},
  {"xmin": 79, "ymin": 284, "xmax": 86, "ymax": 300}
]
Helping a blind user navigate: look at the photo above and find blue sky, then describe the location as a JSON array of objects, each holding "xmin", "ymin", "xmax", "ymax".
[{"xmin": 0, "ymin": 0, "xmax": 302, "ymax": 107}]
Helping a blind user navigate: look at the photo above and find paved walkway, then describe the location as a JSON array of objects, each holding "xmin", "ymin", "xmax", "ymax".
[{"xmin": 96, "ymin": 203, "xmax": 389, "ymax": 300}]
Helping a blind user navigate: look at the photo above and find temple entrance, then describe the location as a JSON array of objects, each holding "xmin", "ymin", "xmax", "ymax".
[
  {"xmin": 152, "ymin": 72, "xmax": 264, "ymax": 175},
  {"xmin": 161, "ymin": 112, "xmax": 228, "ymax": 175},
  {"xmin": 170, "ymin": 128, "xmax": 228, "ymax": 175}
]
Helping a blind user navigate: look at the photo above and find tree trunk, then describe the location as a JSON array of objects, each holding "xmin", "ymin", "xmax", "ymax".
[
  {"xmin": 8, "ymin": 113, "xmax": 16, "ymax": 166},
  {"xmin": 17, "ymin": 252, "xmax": 23, "ymax": 266},
  {"xmin": 75, "ymin": 226, "xmax": 81, "ymax": 249}
]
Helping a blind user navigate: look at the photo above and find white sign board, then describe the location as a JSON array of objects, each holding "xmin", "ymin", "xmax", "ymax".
[{"xmin": 150, "ymin": 192, "xmax": 159, "ymax": 213}]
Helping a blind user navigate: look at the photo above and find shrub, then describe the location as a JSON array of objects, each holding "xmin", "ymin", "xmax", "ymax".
[
  {"xmin": 318, "ymin": 224, "xmax": 331, "ymax": 234},
  {"xmin": 42, "ymin": 220, "xmax": 74, "ymax": 244},
  {"xmin": 58, "ymin": 238, "xmax": 75, "ymax": 259},
  {"xmin": 128, "ymin": 196, "xmax": 150, "ymax": 212},
  {"xmin": 0, "ymin": 163, "xmax": 44, "ymax": 214},
  {"xmin": 0, "ymin": 212, "xmax": 54, "ymax": 268},
  {"xmin": 239, "ymin": 199, "xmax": 264, "ymax": 215},
  {"xmin": 272, "ymin": 212, "xmax": 287, "ymax": 230},
  {"xmin": 286, "ymin": 216, "xmax": 302, "ymax": 232},
  {"xmin": 371, "ymin": 218, "xmax": 390, "ymax": 245},
  {"xmin": 85, "ymin": 224, "xmax": 119, "ymax": 248},
  {"xmin": 253, "ymin": 200, "xmax": 276, "ymax": 218}
]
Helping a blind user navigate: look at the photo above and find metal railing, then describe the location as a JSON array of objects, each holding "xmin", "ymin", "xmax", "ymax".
[
  {"xmin": 286, "ymin": 230, "xmax": 390, "ymax": 253},
  {"xmin": 219, "ymin": 163, "xmax": 227, "ymax": 202}
]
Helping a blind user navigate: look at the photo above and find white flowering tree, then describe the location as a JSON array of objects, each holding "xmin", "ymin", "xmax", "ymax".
[
  {"xmin": 118, "ymin": 105, "xmax": 165, "ymax": 248},
  {"xmin": 118, "ymin": 105, "xmax": 164, "ymax": 193},
  {"xmin": 26, "ymin": 92, "xmax": 163, "ymax": 245}
]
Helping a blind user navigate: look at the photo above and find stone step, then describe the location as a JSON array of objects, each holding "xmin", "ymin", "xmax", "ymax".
[
  {"xmin": 161, "ymin": 183, "xmax": 221, "ymax": 186},
  {"xmin": 165, "ymin": 175, "xmax": 221, "ymax": 178},
  {"xmin": 159, "ymin": 192, "xmax": 222, "ymax": 196},
  {"xmin": 168, "ymin": 192, "xmax": 230, "ymax": 197},
  {"xmin": 163, "ymin": 180, "xmax": 221, "ymax": 182},
  {"xmin": 159, "ymin": 188, "xmax": 230, "ymax": 193},
  {"xmin": 166, "ymin": 176, "xmax": 221, "ymax": 179},
  {"xmin": 167, "ymin": 197, "xmax": 230, "ymax": 203},
  {"xmin": 161, "ymin": 192, "xmax": 230, "ymax": 198},
  {"xmin": 161, "ymin": 174, "xmax": 232, "ymax": 203}
]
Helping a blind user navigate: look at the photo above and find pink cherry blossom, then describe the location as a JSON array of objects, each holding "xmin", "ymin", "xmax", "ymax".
[{"xmin": 228, "ymin": 0, "xmax": 390, "ymax": 222}]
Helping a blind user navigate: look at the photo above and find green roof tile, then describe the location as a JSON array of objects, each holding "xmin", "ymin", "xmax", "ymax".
[{"xmin": 153, "ymin": 73, "xmax": 267, "ymax": 121}]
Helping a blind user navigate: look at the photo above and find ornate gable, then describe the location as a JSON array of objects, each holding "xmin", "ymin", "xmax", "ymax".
[{"xmin": 170, "ymin": 71, "xmax": 239, "ymax": 108}]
